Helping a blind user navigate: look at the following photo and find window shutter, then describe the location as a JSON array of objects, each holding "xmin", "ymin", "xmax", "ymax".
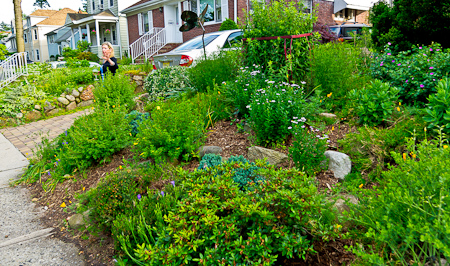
[
  {"xmin": 221, "ymin": 0, "xmax": 228, "ymax": 21},
  {"xmin": 148, "ymin": 11, "xmax": 153, "ymax": 31},
  {"xmin": 138, "ymin": 13, "xmax": 143, "ymax": 35}
]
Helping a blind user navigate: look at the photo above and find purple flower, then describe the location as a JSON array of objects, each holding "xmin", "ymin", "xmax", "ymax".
[
  {"xmin": 161, "ymin": 191, "xmax": 165, "ymax": 196},
  {"xmin": 64, "ymin": 131, "xmax": 67, "ymax": 136},
  {"xmin": 388, "ymin": 42, "xmax": 391, "ymax": 45},
  {"xmin": 430, "ymin": 72, "xmax": 434, "ymax": 75},
  {"xmin": 430, "ymin": 48, "xmax": 433, "ymax": 51},
  {"xmin": 437, "ymin": 49, "xmax": 440, "ymax": 51},
  {"xmin": 433, "ymin": 79, "xmax": 436, "ymax": 81},
  {"xmin": 48, "ymin": 172, "xmax": 51, "ymax": 176},
  {"xmin": 397, "ymin": 63, "xmax": 401, "ymax": 66},
  {"xmin": 170, "ymin": 181, "xmax": 175, "ymax": 187},
  {"xmin": 406, "ymin": 80, "xmax": 408, "ymax": 83},
  {"xmin": 137, "ymin": 194, "xmax": 141, "ymax": 200},
  {"xmin": 430, "ymin": 67, "xmax": 434, "ymax": 69},
  {"xmin": 392, "ymin": 60, "xmax": 395, "ymax": 63},
  {"xmin": 387, "ymin": 53, "xmax": 391, "ymax": 55},
  {"xmin": 380, "ymin": 63, "xmax": 384, "ymax": 66},
  {"xmin": 419, "ymin": 46, "xmax": 422, "ymax": 49},
  {"xmin": 420, "ymin": 84, "xmax": 424, "ymax": 88}
]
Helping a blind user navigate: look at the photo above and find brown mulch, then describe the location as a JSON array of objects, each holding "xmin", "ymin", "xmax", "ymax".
[{"xmin": 27, "ymin": 118, "xmax": 358, "ymax": 266}]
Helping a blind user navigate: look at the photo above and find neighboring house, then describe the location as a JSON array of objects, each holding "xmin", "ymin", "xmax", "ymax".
[
  {"xmin": 10, "ymin": 8, "xmax": 79, "ymax": 62},
  {"xmin": 62, "ymin": 0, "xmax": 141, "ymax": 59},
  {"xmin": 119, "ymin": 0, "xmax": 376, "ymax": 62},
  {"xmin": 45, "ymin": 25, "xmax": 84, "ymax": 61}
]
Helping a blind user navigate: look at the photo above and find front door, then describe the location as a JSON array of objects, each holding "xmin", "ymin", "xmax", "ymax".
[{"xmin": 164, "ymin": 4, "xmax": 183, "ymax": 43}]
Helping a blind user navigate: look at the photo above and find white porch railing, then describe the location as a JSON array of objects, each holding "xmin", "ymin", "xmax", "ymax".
[
  {"xmin": 0, "ymin": 52, "xmax": 28, "ymax": 89},
  {"xmin": 144, "ymin": 28, "xmax": 167, "ymax": 61},
  {"xmin": 129, "ymin": 27, "xmax": 164, "ymax": 63}
]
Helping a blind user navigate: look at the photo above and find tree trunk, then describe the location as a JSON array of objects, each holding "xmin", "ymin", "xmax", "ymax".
[{"xmin": 14, "ymin": 0, "xmax": 25, "ymax": 53}]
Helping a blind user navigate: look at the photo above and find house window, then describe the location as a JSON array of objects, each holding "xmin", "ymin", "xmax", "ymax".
[
  {"xmin": 138, "ymin": 11, "xmax": 153, "ymax": 35},
  {"xmin": 24, "ymin": 33, "xmax": 28, "ymax": 43},
  {"xmin": 191, "ymin": 0, "xmax": 222, "ymax": 23},
  {"xmin": 335, "ymin": 8, "xmax": 355, "ymax": 21},
  {"xmin": 92, "ymin": 0, "xmax": 95, "ymax": 11},
  {"xmin": 34, "ymin": 29, "xmax": 38, "ymax": 40},
  {"xmin": 109, "ymin": 0, "xmax": 113, "ymax": 7},
  {"xmin": 112, "ymin": 25, "xmax": 116, "ymax": 43},
  {"xmin": 36, "ymin": 49, "xmax": 40, "ymax": 61},
  {"xmin": 58, "ymin": 45, "xmax": 62, "ymax": 55},
  {"xmin": 48, "ymin": 35, "xmax": 54, "ymax": 43}
]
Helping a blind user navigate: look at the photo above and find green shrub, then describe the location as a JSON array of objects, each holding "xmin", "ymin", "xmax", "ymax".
[
  {"xmin": 338, "ymin": 116, "xmax": 426, "ymax": 179},
  {"xmin": 62, "ymin": 46, "xmax": 80, "ymax": 59},
  {"xmin": 348, "ymin": 79, "xmax": 399, "ymax": 126},
  {"xmin": 143, "ymin": 66, "xmax": 193, "ymax": 101},
  {"xmin": 289, "ymin": 118, "xmax": 328, "ymax": 176},
  {"xmin": 93, "ymin": 74, "xmax": 135, "ymax": 111},
  {"xmin": 423, "ymin": 78, "xmax": 450, "ymax": 134},
  {"xmin": 134, "ymin": 99, "xmax": 205, "ymax": 162},
  {"xmin": 0, "ymin": 84, "xmax": 46, "ymax": 118},
  {"xmin": 370, "ymin": 43, "xmax": 450, "ymax": 104},
  {"xmin": 188, "ymin": 50, "xmax": 241, "ymax": 93},
  {"xmin": 118, "ymin": 163, "xmax": 337, "ymax": 265},
  {"xmin": 242, "ymin": 0, "xmax": 317, "ymax": 83},
  {"xmin": 352, "ymin": 135, "xmax": 450, "ymax": 265},
  {"xmin": 197, "ymin": 153, "xmax": 222, "ymax": 170},
  {"xmin": 311, "ymin": 41, "xmax": 373, "ymax": 108},
  {"xmin": 219, "ymin": 18, "xmax": 238, "ymax": 31},
  {"xmin": 68, "ymin": 69, "xmax": 94, "ymax": 84},
  {"xmin": 125, "ymin": 110, "xmax": 150, "ymax": 136},
  {"xmin": 76, "ymin": 40, "xmax": 91, "ymax": 52},
  {"xmin": 77, "ymin": 51, "xmax": 98, "ymax": 62}
]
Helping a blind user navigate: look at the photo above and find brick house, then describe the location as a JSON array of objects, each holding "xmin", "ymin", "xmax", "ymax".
[{"xmin": 120, "ymin": 0, "xmax": 376, "ymax": 62}]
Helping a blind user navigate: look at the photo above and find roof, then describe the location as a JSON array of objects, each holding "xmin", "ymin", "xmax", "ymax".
[
  {"xmin": 121, "ymin": 0, "xmax": 153, "ymax": 13},
  {"xmin": 29, "ymin": 9, "xmax": 58, "ymax": 17},
  {"xmin": 54, "ymin": 29, "xmax": 75, "ymax": 43},
  {"xmin": 67, "ymin": 13, "xmax": 92, "ymax": 21},
  {"xmin": 37, "ymin": 8, "xmax": 79, "ymax": 26}
]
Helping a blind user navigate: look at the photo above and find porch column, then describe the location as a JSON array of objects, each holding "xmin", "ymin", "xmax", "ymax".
[
  {"xmin": 116, "ymin": 20, "xmax": 122, "ymax": 59},
  {"xmin": 110, "ymin": 23, "xmax": 113, "ymax": 43},
  {"xmin": 86, "ymin": 24, "xmax": 91, "ymax": 44},
  {"xmin": 95, "ymin": 20, "xmax": 100, "ymax": 48},
  {"xmin": 78, "ymin": 26, "xmax": 82, "ymax": 44},
  {"xmin": 71, "ymin": 28, "xmax": 75, "ymax": 49}
]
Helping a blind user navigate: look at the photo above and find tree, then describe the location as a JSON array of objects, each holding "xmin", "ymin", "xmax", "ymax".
[
  {"xmin": 33, "ymin": 0, "xmax": 50, "ymax": 9},
  {"xmin": 370, "ymin": 0, "xmax": 450, "ymax": 51},
  {"xmin": 0, "ymin": 44, "xmax": 7, "ymax": 60},
  {"xmin": 0, "ymin": 21, "xmax": 11, "ymax": 31},
  {"xmin": 81, "ymin": 0, "xmax": 87, "ymax": 12},
  {"xmin": 14, "ymin": 0, "xmax": 25, "ymax": 53}
]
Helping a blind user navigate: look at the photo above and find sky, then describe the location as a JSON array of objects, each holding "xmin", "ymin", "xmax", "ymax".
[{"xmin": 1, "ymin": 0, "xmax": 84, "ymax": 25}]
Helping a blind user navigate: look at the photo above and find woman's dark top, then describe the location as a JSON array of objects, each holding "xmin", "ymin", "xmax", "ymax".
[{"xmin": 102, "ymin": 57, "xmax": 118, "ymax": 75}]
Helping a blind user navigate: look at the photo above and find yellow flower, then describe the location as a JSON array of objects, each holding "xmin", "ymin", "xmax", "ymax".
[
  {"xmin": 359, "ymin": 184, "xmax": 363, "ymax": 188},
  {"xmin": 140, "ymin": 152, "xmax": 145, "ymax": 156},
  {"xmin": 444, "ymin": 145, "xmax": 448, "ymax": 149},
  {"xmin": 218, "ymin": 91, "xmax": 221, "ymax": 94},
  {"xmin": 129, "ymin": 133, "xmax": 132, "ymax": 136},
  {"xmin": 399, "ymin": 102, "xmax": 401, "ymax": 106},
  {"xmin": 336, "ymin": 224, "xmax": 342, "ymax": 230},
  {"xmin": 332, "ymin": 126, "xmax": 335, "ymax": 131},
  {"xmin": 26, "ymin": 153, "xmax": 28, "ymax": 155},
  {"xmin": 60, "ymin": 202, "xmax": 66, "ymax": 208},
  {"xmin": 403, "ymin": 153, "xmax": 407, "ymax": 161},
  {"xmin": 412, "ymin": 154, "xmax": 416, "ymax": 158},
  {"xmin": 119, "ymin": 165, "xmax": 123, "ymax": 170},
  {"xmin": 69, "ymin": 200, "xmax": 72, "ymax": 203},
  {"xmin": 156, "ymin": 106, "xmax": 160, "ymax": 110},
  {"xmin": 424, "ymin": 127, "xmax": 427, "ymax": 132},
  {"xmin": 133, "ymin": 142, "xmax": 138, "ymax": 145},
  {"xmin": 112, "ymin": 105, "xmax": 115, "ymax": 108},
  {"xmin": 397, "ymin": 107, "xmax": 400, "ymax": 112},
  {"xmin": 327, "ymin": 92, "xmax": 332, "ymax": 98},
  {"xmin": 82, "ymin": 187, "xmax": 85, "ymax": 191}
]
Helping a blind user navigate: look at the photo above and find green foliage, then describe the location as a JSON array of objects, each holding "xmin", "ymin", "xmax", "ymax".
[
  {"xmin": 120, "ymin": 164, "xmax": 337, "ymax": 265},
  {"xmin": 62, "ymin": 46, "xmax": 80, "ymax": 59},
  {"xmin": 424, "ymin": 77, "xmax": 450, "ymax": 134},
  {"xmin": 242, "ymin": 0, "xmax": 317, "ymax": 83},
  {"xmin": 338, "ymin": 116, "xmax": 426, "ymax": 179},
  {"xmin": 369, "ymin": 0, "xmax": 450, "ymax": 51},
  {"xmin": 219, "ymin": 18, "xmax": 238, "ymax": 31},
  {"xmin": 311, "ymin": 41, "xmax": 373, "ymax": 109},
  {"xmin": 77, "ymin": 51, "xmax": 99, "ymax": 62},
  {"xmin": 125, "ymin": 110, "xmax": 150, "ymax": 136},
  {"xmin": 0, "ymin": 44, "xmax": 7, "ymax": 60},
  {"xmin": 0, "ymin": 84, "xmax": 46, "ymax": 118},
  {"xmin": 370, "ymin": 42, "xmax": 450, "ymax": 104},
  {"xmin": 143, "ymin": 66, "xmax": 193, "ymax": 101},
  {"xmin": 197, "ymin": 153, "xmax": 222, "ymax": 170},
  {"xmin": 352, "ymin": 134, "xmax": 450, "ymax": 265},
  {"xmin": 76, "ymin": 40, "xmax": 91, "ymax": 52},
  {"xmin": 134, "ymin": 99, "xmax": 205, "ymax": 162},
  {"xmin": 65, "ymin": 58, "xmax": 90, "ymax": 68},
  {"xmin": 349, "ymin": 79, "xmax": 399, "ymax": 126},
  {"xmin": 289, "ymin": 119, "xmax": 328, "ymax": 176},
  {"xmin": 188, "ymin": 50, "xmax": 241, "ymax": 93},
  {"xmin": 93, "ymin": 74, "xmax": 136, "ymax": 111}
]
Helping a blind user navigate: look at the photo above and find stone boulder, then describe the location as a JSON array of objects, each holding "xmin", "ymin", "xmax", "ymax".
[
  {"xmin": 57, "ymin": 97, "xmax": 70, "ymax": 105},
  {"xmin": 198, "ymin": 146, "xmax": 223, "ymax": 158},
  {"xmin": 248, "ymin": 146, "xmax": 288, "ymax": 166},
  {"xmin": 26, "ymin": 110, "xmax": 41, "ymax": 121},
  {"xmin": 319, "ymin": 113, "xmax": 337, "ymax": 119},
  {"xmin": 65, "ymin": 95, "xmax": 76, "ymax": 102},
  {"xmin": 43, "ymin": 101, "xmax": 55, "ymax": 112},
  {"xmin": 72, "ymin": 89, "xmax": 80, "ymax": 98},
  {"xmin": 46, "ymin": 108, "xmax": 61, "ymax": 116},
  {"xmin": 34, "ymin": 104, "xmax": 41, "ymax": 110},
  {"xmin": 80, "ymin": 85, "xmax": 94, "ymax": 101},
  {"xmin": 68, "ymin": 210, "xmax": 91, "ymax": 230},
  {"xmin": 77, "ymin": 87, "xmax": 84, "ymax": 92},
  {"xmin": 133, "ymin": 75, "xmax": 143, "ymax": 81},
  {"xmin": 66, "ymin": 102, "xmax": 77, "ymax": 110},
  {"xmin": 77, "ymin": 100, "xmax": 94, "ymax": 108},
  {"xmin": 324, "ymin": 151, "xmax": 351, "ymax": 180},
  {"xmin": 332, "ymin": 194, "xmax": 358, "ymax": 227}
]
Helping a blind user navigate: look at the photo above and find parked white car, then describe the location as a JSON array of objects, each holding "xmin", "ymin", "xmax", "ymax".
[
  {"xmin": 153, "ymin": 29, "xmax": 243, "ymax": 69},
  {"xmin": 47, "ymin": 61, "xmax": 101, "ymax": 69}
]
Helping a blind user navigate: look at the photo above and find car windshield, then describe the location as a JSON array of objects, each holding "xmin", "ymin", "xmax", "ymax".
[
  {"xmin": 342, "ymin": 27, "xmax": 363, "ymax": 37},
  {"xmin": 329, "ymin": 27, "xmax": 340, "ymax": 36},
  {"xmin": 174, "ymin": 34, "xmax": 220, "ymax": 51}
]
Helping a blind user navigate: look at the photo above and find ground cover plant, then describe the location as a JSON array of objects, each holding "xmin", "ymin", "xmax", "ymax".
[{"xmin": 144, "ymin": 66, "xmax": 193, "ymax": 102}]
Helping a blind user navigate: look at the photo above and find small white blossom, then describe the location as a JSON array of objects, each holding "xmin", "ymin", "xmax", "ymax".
[
  {"xmin": 270, "ymin": 100, "xmax": 276, "ymax": 103},
  {"xmin": 300, "ymin": 81, "xmax": 306, "ymax": 85},
  {"xmin": 288, "ymin": 126, "xmax": 292, "ymax": 130}
]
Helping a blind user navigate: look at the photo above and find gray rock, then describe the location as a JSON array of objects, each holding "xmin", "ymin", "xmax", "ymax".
[
  {"xmin": 425, "ymin": 259, "xmax": 449, "ymax": 266},
  {"xmin": 77, "ymin": 87, "xmax": 84, "ymax": 92},
  {"xmin": 46, "ymin": 108, "xmax": 61, "ymax": 116},
  {"xmin": 77, "ymin": 100, "xmax": 94, "ymax": 108},
  {"xmin": 34, "ymin": 104, "xmax": 41, "ymax": 110},
  {"xmin": 319, "ymin": 113, "xmax": 337, "ymax": 119},
  {"xmin": 66, "ymin": 102, "xmax": 77, "ymax": 111},
  {"xmin": 43, "ymin": 101, "xmax": 55, "ymax": 112},
  {"xmin": 198, "ymin": 146, "xmax": 223, "ymax": 158},
  {"xmin": 57, "ymin": 97, "xmax": 70, "ymax": 105},
  {"xmin": 133, "ymin": 93, "xmax": 149, "ymax": 102},
  {"xmin": 332, "ymin": 194, "xmax": 358, "ymax": 227},
  {"xmin": 72, "ymin": 90, "xmax": 80, "ymax": 98},
  {"xmin": 60, "ymin": 93, "xmax": 66, "ymax": 98},
  {"xmin": 16, "ymin": 112, "xmax": 23, "ymax": 119},
  {"xmin": 68, "ymin": 210, "xmax": 90, "ymax": 230},
  {"xmin": 65, "ymin": 95, "xmax": 76, "ymax": 102},
  {"xmin": 248, "ymin": 146, "xmax": 288, "ymax": 166},
  {"xmin": 26, "ymin": 110, "xmax": 41, "ymax": 121},
  {"xmin": 243, "ymin": 122, "xmax": 253, "ymax": 133},
  {"xmin": 75, "ymin": 97, "xmax": 81, "ymax": 103},
  {"xmin": 135, "ymin": 80, "xmax": 143, "ymax": 86},
  {"xmin": 325, "ymin": 150, "xmax": 351, "ymax": 180},
  {"xmin": 133, "ymin": 75, "xmax": 143, "ymax": 81},
  {"xmin": 65, "ymin": 88, "xmax": 71, "ymax": 93}
]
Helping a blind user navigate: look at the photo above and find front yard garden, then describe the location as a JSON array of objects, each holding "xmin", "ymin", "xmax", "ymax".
[{"xmin": 7, "ymin": 0, "xmax": 450, "ymax": 265}]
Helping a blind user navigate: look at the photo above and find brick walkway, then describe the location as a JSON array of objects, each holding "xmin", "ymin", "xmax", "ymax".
[{"xmin": 0, "ymin": 109, "xmax": 92, "ymax": 158}]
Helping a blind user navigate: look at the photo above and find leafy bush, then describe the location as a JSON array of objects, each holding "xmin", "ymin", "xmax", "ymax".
[
  {"xmin": 219, "ymin": 18, "xmax": 238, "ymax": 31},
  {"xmin": 311, "ymin": 41, "xmax": 373, "ymax": 108},
  {"xmin": 352, "ymin": 135, "xmax": 450, "ymax": 265},
  {"xmin": 0, "ymin": 84, "xmax": 46, "ymax": 118},
  {"xmin": 289, "ymin": 118, "xmax": 328, "ymax": 176},
  {"xmin": 65, "ymin": 58, "xmax": 90, "ymax": 68},
  {"xmin": 93, "ymin": 74, "xmax": 136, "ymax": 111},
  {"xmin": 143, "ymin": 66, "xmax": 192, "ymax": 101},
  {"xmin": 125, "ymin": 110, "xmax": 150, "ymax": 136},
  {"xmin": 348, "ymin": 79, "xmax": 400, "ymax": 126},
  {"xmin": 134, "ymin": 99, "xmax": 205, "ymax": 162},
  {"xmin": 62, "ymin": 46, "xmax": 79, "ymax": 59},
  {"xmin": 77, "ymin": 51, "xmax": 99, "ymax": 62},
  {"xmin": 197, "ymin": 153, "xmax": 222, "ymax": 170},
  {"xmin": 242, "ymin": 0, "xmax": 317, "ymax": 83},
  {"xmin": 118, "ymin": 164, "xmax": 337, "ymax": 265},
  {"xmin": 76, "ymin": 40, "xmax": 91, "ymax": 52},
  {"xmin": 424, "ymin": 77, "xmax": 450, "ymax": 133},
  {"xmin": 68, "ymin": 69, "xmax": 94, "ymax": 84},
  {"xmin": 188, "ymin": 50, "xmax": 241, "ymax": 93},
  {"xmin": 338, "ymin": 116, "xmax": 426, "ymax": 179},
  {"xmin": 313, "ymin": 22, "xmax": 338, "ymax": 43},
  {"xmin": 370, "ymin": 42, "xmax": 450, "ymax": 104}
]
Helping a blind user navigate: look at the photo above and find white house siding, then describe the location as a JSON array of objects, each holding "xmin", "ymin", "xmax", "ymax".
[{"xmin": 119, "ymin": 16, "xmax": 129, "ymax": 55}]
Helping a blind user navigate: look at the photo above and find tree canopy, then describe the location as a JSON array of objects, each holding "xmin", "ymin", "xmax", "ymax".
[{"xmin": 33, "ymin": 0, "xmax": 51, "ymax": 9}]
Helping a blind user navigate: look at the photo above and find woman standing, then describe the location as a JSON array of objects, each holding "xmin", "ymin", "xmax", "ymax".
[{"xmin": 101, "ymin": 41, "xmax": 118, "ymax": 75}]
